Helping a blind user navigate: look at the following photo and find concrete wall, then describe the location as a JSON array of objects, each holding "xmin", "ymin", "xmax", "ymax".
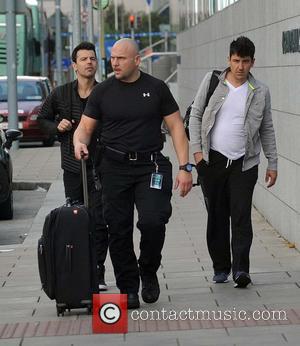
[{"xmin": 177, "ymin": 0, "xmax": 300, "ymax": 248}]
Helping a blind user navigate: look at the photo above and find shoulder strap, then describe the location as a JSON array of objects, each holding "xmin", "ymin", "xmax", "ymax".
[
  {"xmin": 183, "ymin": 70, "xmax": 221, "ymax": 141},
  {"xmin": 204, "ymin": 70, "xmax": 221, "ymax": 109}
]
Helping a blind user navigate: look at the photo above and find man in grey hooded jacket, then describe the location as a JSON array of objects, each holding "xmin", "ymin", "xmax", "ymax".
[{"xmin": 189, "ymin": 36, "xmax": 278, "ymax": 288}]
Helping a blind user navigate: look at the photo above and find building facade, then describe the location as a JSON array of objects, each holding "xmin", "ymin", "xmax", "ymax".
[
  {"xmin": 176, "ymin": 0, "xmax": 300, "ymax": 248},
  {"xmin": 42, "ymin": 0, "xmax": 170, "ymax": 17}
]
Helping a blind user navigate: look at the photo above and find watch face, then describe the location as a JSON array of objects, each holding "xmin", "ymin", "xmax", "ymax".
[
  {"xmin": 179, "ymin": 163, "xmax": 193, "ymax": 172},
  {"xmin": 186, "ymin": 164, "xmax": 193, "ymax": 172}
]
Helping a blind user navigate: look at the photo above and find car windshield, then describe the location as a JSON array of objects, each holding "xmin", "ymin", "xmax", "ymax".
[{"xmin": 0, "ymin": 80, "xmax": 43, "ymax": 102}]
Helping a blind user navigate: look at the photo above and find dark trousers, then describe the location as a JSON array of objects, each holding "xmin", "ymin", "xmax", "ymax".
[
  {"xmin": 99, "ymin": 153, "xmax": 172, "ymax": 293},
  {"xmin": 197, "ymin": 150, "xmax": 258, "ymax": 275},
  {"xmin": 63, "ymin": 169, "xmax": 109, "ymax": 275}
]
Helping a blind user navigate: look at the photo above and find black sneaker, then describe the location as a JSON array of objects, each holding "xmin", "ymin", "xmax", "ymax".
[
  {"xmin": 213, "ymin": 272, "xmax": 229, "ymax": 283},
  {"xmin": 233, "ymin": 271, "xmax": 251, "ymax": 288},
  {"xmin": 127, "ymin": 293, "xmax": 140, "ymax": 309},
  {"xmin": 141, "ymin": 274, "xmax": 160, "ymax": 304}
]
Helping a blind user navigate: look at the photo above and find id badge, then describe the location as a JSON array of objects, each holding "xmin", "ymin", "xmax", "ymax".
[{"xmin": 150, "ymin": 172, "xmax": 163, "ymax": 190}]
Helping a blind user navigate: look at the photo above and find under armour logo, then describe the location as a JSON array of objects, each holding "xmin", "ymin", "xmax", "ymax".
[{"xmin": 143, "ymin": 92, "xmax": 150, "ymax": 97}]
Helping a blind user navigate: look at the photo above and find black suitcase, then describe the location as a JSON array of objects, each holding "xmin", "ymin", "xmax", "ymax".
[{"xmin": 38, "ymin": 159, "xmax": 98, "ymax": 316}]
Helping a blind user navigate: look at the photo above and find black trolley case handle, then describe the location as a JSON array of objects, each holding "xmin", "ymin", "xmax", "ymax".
[{"xmin": 81, "ymin": 156, "xmax": 89, "ymax": 209}]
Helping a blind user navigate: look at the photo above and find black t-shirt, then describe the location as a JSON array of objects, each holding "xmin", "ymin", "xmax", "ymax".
[
  {"xmin": 84, "ymin": 71, "xmax": 179, "ymax": 153},
  {"xmin": 79, "ymin": 96, "xmax": 88, "ymax": 111}
]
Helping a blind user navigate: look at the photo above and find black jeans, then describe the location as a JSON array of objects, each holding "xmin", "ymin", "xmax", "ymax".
[
  {"xmin": 197, "ymin": 150, "xmax": 258, "ymax": 275},
  {"xmin": 63, "ymin": 169, "xmax": 109, "ymax": 275},
  {"xmin": 99, "ymin": 152, "xmax": 173, "ymax": 293}
]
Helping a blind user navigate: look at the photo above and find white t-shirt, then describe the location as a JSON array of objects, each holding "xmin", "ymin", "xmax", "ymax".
[{"xmin": 210, "ymin": 80, "xmax": 248, "ymax": 160}]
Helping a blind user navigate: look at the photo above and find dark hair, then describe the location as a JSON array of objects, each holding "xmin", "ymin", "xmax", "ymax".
[
  {"xmin": 230, "ymin": 36, "xmax": 255, "ymax": 60},
  {"xmin": 71, "ymin": 41, "xmax": 96, "ymax": 63}
]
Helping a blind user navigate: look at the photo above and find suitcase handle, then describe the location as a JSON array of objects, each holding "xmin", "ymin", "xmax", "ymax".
[{"xmin": 81, "ymin": 154, "xmax": 89, "ymax": 209}]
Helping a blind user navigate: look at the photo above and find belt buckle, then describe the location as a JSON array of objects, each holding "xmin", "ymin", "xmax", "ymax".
[{"xmin": 128, "ymin": 152, "xmax": 138, "ymax": 161}]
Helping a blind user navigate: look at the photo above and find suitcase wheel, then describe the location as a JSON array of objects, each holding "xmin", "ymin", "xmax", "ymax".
[{"xmin": 56, "ymin": 304, "xmax": 66, "ymax": 317}]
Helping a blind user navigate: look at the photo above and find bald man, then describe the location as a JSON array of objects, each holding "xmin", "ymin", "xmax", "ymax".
[{"xmin": 74, "ymin": 38, "xmax": 192, "ymax": 309}]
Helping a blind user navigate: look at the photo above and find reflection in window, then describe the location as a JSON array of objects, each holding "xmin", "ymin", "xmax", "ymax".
[{"xmin": 179, "ymin": 0, "xmax": 239, "ymax": 30}]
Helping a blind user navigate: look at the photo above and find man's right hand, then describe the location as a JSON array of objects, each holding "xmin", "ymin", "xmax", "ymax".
[
  {"xmin": 194, "ymin": 152, "xmax": 203, "ymax": 165},
  {"xmin": 74, "ymin": 142, "xmax": 89, "ymax": 160},
  {"xmin": 57, "ymin": 119, "xmax": 73, "ymax": 133}
]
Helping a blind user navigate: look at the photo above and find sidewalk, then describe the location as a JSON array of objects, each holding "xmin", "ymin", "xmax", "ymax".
[{"xmin": 0, "ymin": 141, "xmax": 300, "ymax": 345}]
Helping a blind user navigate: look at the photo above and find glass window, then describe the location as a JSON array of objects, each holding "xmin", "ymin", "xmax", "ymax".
[
  {"xmin": 0, "ymin": 80, "xmax": 43, "ymax": 102},
  {"xmin": 178, "ymin": 0, "xmax": 239, "ymax": 30}
]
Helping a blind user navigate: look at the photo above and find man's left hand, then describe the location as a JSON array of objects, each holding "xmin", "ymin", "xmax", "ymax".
[
  {"xmin": 265, "ymin": 169, "xmax": 277, "ymax": 188},
  {"xmin": 174, "ymin": 171, "xmax": 193, "ymax": 197}
]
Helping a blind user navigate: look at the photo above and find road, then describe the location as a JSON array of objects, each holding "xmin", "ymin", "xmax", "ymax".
[{"xmin": 0, "ymin": 189, "xmax": 47, "ymax": 245}]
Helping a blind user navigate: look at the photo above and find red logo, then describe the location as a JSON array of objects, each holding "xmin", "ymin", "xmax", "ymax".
[{"xmin": 93, "ymin": 294, "xmax": 128, "ymax": 333}]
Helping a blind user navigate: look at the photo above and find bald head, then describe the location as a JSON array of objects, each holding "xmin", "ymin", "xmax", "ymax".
[
  {"xmin": 110, "ymin": 38, "xmax": 141, "ymax": 82},
  {"xmin": 112, "ymin": 38, "xmax": 140, "ymax": 56}
]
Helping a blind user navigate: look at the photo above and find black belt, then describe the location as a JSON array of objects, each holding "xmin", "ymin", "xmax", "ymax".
[{"xmin": 104, "ymin": 146, "xmax": 160, "ymax": 161}]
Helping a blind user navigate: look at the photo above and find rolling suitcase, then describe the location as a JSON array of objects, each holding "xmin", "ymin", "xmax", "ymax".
[{"xmin": 38, "ymin": 159, "xmax": 98, "ymax": 316}]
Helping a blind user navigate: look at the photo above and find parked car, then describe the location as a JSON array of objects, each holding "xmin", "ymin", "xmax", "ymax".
[
  {"xmin": 0, "ymin": 115, "xmax": 22, "ymax": 219},
  {"xmin": 0, "ymin": 76, "xmax": 55, "ymax": 146}
]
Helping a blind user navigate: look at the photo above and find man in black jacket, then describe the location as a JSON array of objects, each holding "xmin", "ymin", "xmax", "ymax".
[{"xmin": 38, "ymin": 42, "xmax": 108, "ymax": 290}]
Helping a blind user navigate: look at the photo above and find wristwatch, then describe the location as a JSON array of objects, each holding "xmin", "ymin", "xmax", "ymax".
[{"xmin": 179, "ymin": 163, "xmax": 194, "ymax": 172}]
